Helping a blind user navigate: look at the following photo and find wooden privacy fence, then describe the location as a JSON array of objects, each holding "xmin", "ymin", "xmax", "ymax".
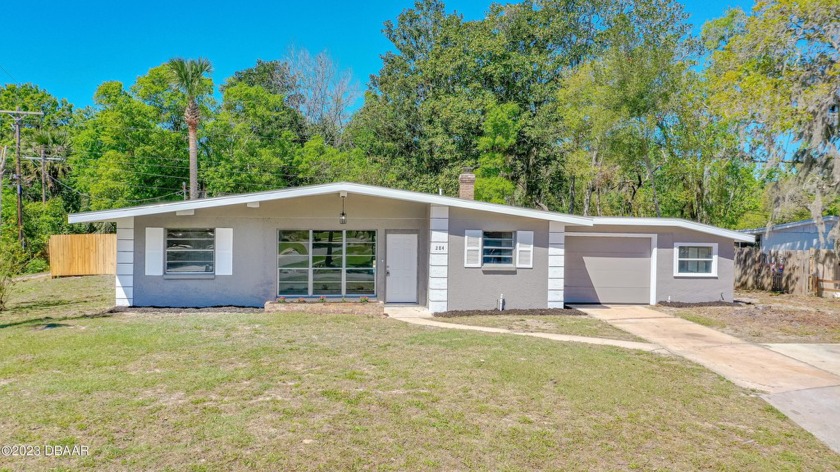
[
  {"xmin": 49, "ymin": 234, "xmax": 116, "ymax": 277},
  {"xmin": 735, "ymin": 247, "xmax": 840, "ymax": 296}
]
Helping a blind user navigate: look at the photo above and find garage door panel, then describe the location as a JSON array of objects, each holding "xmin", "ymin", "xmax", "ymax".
[
  {"xmin": 566, "ymin": 258, "xmax": 649, "ymax": 273},
  {"xmin": 565, "ymin": 236, "xmax": 651, "ymax": 304},
  {"xmin": 565, "ymin": 268, "xmax": 650, "ymax": 287}
]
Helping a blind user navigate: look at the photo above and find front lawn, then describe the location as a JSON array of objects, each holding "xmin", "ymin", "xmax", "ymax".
[
  {"xmin": 0, "ymin": 277, "xmax": 837, "ymax": 470},
  {"xmin": 658, "ymin": 290, "xmax": 840, "ymax": 343}
]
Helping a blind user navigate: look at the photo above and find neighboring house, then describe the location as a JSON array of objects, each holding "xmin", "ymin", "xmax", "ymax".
[
  {"xmin": 68, "ymin": 174, "xmax": 754, "ymax": 312},
  {"xmin": 740, "ymin": 217, "xmax": 838, "ymax": 253}
]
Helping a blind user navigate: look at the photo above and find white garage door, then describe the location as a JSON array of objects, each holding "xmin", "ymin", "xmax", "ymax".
[{"xmin": 565, "ymin": 236, "xmax": 651, "ymax": 304}]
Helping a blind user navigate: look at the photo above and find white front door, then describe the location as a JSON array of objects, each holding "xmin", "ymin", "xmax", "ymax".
[{"xmin": 386, "ymin": 233, "xmax": 418, "ymax": 303}]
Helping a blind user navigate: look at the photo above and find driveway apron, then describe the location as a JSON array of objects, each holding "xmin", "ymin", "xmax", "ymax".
[{"xmin": 573, "ymin": 304, "xmax": 840, "ymax": 454}]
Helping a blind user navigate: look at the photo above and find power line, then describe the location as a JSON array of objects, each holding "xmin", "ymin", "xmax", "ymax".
[
  {"xmin": 47, "ymin": 175, "xmax": 183, "ymax": 203},
  {"xmin": 0, "ymin": 64, "xmax": 16, "ymax": 82}
]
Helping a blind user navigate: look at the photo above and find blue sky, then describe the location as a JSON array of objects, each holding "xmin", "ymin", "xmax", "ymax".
[{"xmin": 0, "ymin": 0, "xmax": 753, "ymax": 109}]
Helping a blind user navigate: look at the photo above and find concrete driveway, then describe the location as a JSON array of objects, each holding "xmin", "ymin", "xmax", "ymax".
[
  {"xmin": 573, "ymin": 305, "xmax": 840, "ymax": 454},
  {"xmin": 763, "ymin": 343, "xmax": 840, "ymax": 377}
]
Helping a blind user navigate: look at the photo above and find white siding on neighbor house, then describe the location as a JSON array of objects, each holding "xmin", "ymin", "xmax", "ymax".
[
  {"xmin": 428, "ymin": 205, "xmax": 449, "ymax": 313},
  {"xmin": 116, "ymin": 218, "xmax": 135, "ymax": 306},
  {"xmin": 547, "ymin": 222, "xmax": 565, "ymax": 308},
  {"xmin": 760, "ymin": 220, "xmax": 837, "ymax": 252}
]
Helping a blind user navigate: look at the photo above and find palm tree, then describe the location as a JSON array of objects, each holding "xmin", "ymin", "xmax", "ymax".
[
  {"xmin": 30, "ymin": 128, "xmax": 70, "ymax": 203},
  {"xmin": 168, "ymin": 58, "xmax": 213, "ymax": 199}
]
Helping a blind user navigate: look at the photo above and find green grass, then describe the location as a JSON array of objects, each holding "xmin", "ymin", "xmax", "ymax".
[
  {"xmin": 679, "ymin": 312, "xmax": 727, "ymax": 329},
  {"xmin": 0, "ymin": 277, "xmax": 838, "ymax": 470},
  {"xmin": 433, "ymin": 314, "xmax": 643, "ymax": 342}
]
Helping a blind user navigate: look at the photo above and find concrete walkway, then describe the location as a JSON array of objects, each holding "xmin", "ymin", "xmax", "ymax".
[
  {"xmin": 385, "ymin": 305, "xmax": 663, "ymax": 352},
  {"xmin": 572, "ymin": 304, "xmax": 840, "ymax": 454}
]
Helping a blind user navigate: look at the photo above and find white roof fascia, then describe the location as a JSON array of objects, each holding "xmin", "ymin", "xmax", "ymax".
[
  {"xmin": 68, "ymin": 182, "xmax": 594, "ymax": 226},
  {"xmin": 592, "ymin": 217, "xmax": 756, "ymax": 243},
  {"xmin": 740, "ymin": 216, "xmax": 839, "ymax": 235}
]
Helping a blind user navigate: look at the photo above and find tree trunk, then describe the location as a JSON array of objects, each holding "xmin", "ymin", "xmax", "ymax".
[
  {"xmin": 583, "ymin": 149, "xmax": 599, "ymax": 217},
  {"xmin": 583, "ymin": 184, "xmax": 592, "ymax": 216},
  {"xmin": 649, "ymin": 165, "xmax": 661, "ymax": 218},
  {"xmin": 568, "ymin": 175, "xmax": 576, "ymax": 214},
  {"xmin": 0, "ymin": 146, "xmax": 6, "ymax": 229},
  {"xmin": 188, "ymin": 122, "xmax": 199, "ymax": 200}
]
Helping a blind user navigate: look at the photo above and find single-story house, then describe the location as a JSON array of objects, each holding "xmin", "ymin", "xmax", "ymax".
[
  {"xmin": 740, "ymin": 217, "xmax": 838, "ymax": 253},
  {"xmin": 68, "ymin": 174, "xmax": 754, "ymax": 312}
]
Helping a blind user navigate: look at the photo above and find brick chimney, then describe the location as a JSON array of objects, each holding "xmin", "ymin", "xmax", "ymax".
[{"xmin": 458, "ymin": 170, "xmax": 476, "ymax": 200}]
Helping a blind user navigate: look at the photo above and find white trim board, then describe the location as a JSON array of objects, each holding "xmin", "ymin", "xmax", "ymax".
[
  {"xmin": 69, "ymin": 182, "xmax": 594, "ymax": 226},
  {"xmin": 591, "ymin": 217, "xmax": 754, "ymax": 243},
  {"xmin": 565, "ymin": 232, "xmax": 657, "ymax": 305}
]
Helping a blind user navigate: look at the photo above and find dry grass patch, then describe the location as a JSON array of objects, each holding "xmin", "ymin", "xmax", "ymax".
[
  {"xmin": 0, "ymin": 277, "xmax": 838, "ymax": 470},
  {"xmin": 658, "ymin": 290, "xmax": 840, "ymax": 343}
]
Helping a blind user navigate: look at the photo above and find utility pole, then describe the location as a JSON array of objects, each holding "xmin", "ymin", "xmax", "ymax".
[
  {"xmin": 0, "ymin": 146, "xmax": 6, "ymax": 230},
  {"xmin": 40, "ymin": 145, "xmax": 46, "ymax": 203},
  {"xmin": 1, "ymin": 109, "xmax": 44, "ymax": 249}
]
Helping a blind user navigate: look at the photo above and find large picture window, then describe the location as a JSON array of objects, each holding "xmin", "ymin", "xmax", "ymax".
[
  {"xmin": 165, "ymin": 229, "xmax": 215, "ymax": 274},
  {"xmin": 674, "ymin": 243, "xmax": 718, "ymax": 277},
  {"xmin": 278, "ymin": 230, "xmax": 376, "ymax": 296}
]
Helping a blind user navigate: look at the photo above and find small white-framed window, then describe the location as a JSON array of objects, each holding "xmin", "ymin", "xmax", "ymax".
[
  {"xmin": 165, "ymin": 229, "xmax": 215, "ymax": 274},
  {"xmin": 673, "ymin": 242, "xmax": 718, "ymax": 277},
  {"xmin": 482, "ymin": 231, "xmax": 515, "ymax": 266}
]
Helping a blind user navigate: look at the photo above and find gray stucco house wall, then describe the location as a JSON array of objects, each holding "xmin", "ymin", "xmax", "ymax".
[
  {"xmin": 131, "ymin": 194, "xmax": 429, "ymax": 307},
  {"xmin": 566, "ymin": 225, "xmax": 736, "ymax": 303},
  {"xmin": 70, "ymin": 182, "xmax": 754, "ymax": 311},
  {"xmin": 447, "ymin": 208, "xmax": 550, "ymax": 310}
]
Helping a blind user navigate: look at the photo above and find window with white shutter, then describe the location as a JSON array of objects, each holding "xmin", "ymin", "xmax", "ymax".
[
  {"xmin": 464, "ymin": 230, "xmax": 482, "ymax": 267},
  {"xmin": 515, "ymin": 231, "xmax": 534, "ymax": 268}
]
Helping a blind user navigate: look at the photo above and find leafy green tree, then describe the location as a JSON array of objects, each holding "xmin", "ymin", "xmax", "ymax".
[
  {"xmin": 168, "ymin": 58, "xmax": 213, "ymax": 199},
  {"xmin": 475, "ymin": 103, "xmax": 520, "ymax": 204},
  {"xmin": 71, "ymin": 69, "xmax": 189, "ymax": 210},
  {"xmin": 705, "ymin": 0, "xmax": 840, "ymax": 235},
  {"xmin": 203, "ymin": 82, "xmax": 300, "ymax": 194}
]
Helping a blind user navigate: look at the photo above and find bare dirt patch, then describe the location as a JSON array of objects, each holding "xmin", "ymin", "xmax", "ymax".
[
  {"xmin": 434, "ymin": 307, "xmax": 588, "ymax": 318},
  {"xmin": 657, "ymin": 290, "xmax": 840, "ymax": 343},
  {"xmin": 432, "ymin": 309, "xmax": 642, "ymax": 342}
]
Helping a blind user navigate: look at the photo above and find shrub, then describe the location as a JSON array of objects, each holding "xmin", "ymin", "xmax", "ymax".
[
  {"xmin": 0, "ymin": 247, "xmax": 25, "ymax": 312},
  {"xmin": 24, "ymin": 258, "xmax": 49, "ymax": 274}
]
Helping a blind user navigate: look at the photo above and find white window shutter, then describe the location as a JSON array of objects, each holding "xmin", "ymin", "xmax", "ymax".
[
  {"xmin": 516, "ymin": 231, "xmax": 534, "ymax": 268},
  {"xmin": 215, "ymin": 228, "xmax": 233, "ymax": 275},
  {"xmin": 464, "ymin": 230, "xmax": 482, "ymax": 268},
  {"xmin": 145, "ymin": 227, "xmax": 164, "ymax": 276}
]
